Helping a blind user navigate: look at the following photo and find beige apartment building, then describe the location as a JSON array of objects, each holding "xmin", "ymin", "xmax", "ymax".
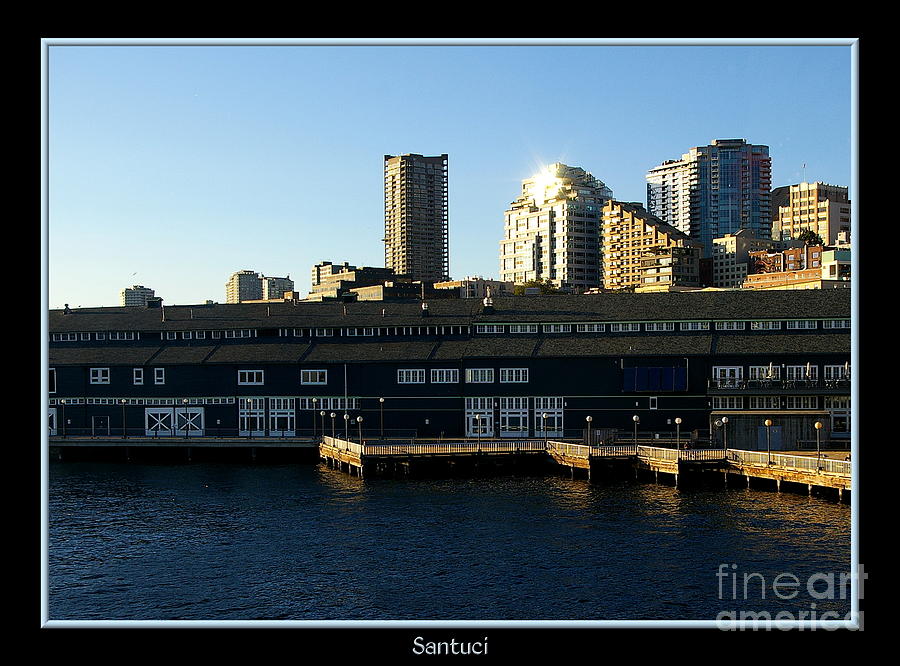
[
  {"xmin": 384, "ymin": 153, "xmax": 449, "ymax": 282},
  {"xmin": 710, "ymin": 229, "xmax": 807, "ymax": 288},
  {"xmin": 771, "ymin": 182, "xmax": 851, "ymax": 246},
  {"xmin": 601, "ymin": 201, "xmax": 702, "ymax": 291},
  {"xmin": 120, "ymin": 285, "xmax": 155, "ymax": 307},
  {"xmin": 499, "ymin": 163, "xmax": 613, "ymax": 292}
]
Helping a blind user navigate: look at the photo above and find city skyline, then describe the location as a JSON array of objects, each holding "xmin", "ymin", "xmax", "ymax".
[{"xmin": 46, "ymin": 39, "xmax": 854, "ymax": 308}]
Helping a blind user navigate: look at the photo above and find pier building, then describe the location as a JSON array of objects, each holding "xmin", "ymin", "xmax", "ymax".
[{"xmin": 48, "ymin": 290, "xmax": 851, "ymax": 452}]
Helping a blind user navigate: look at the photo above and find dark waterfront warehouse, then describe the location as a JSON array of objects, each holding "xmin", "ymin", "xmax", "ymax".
[{"xmin": 47, "ymin": 289, "xmax": 851, "ymax": 451}]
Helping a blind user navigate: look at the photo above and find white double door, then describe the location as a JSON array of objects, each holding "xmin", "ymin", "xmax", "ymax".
[{"xmin": 145, "ymin": 407, "xmax": 205, "ymax": 436}]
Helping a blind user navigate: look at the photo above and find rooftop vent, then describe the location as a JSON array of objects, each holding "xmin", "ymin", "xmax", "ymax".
[{"xmin": 63, "ymin": 304, "xmax": 71, "ymax": 314}]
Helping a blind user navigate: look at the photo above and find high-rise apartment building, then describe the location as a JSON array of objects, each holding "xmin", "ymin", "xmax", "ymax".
[
  {"xmin": 499, "ymin": 163, "xmax": 613, "ymax": 292},
  {"xmin": 384, "ymin": 153, "xmax": 449, "ymax": 282},
  {"xmin": 771, "ymin": 182, "xmax": 851, "ymax": 246},
  {"xmin": 261, "ymin": 275, "xmax": 294, "ymax": 300},
  {"xmin": 646, "ymin": 139, "xmax": 772, "ymax": 258},
  {"xmin": 120, "ymin": 285, "xmax": 155, "ymax": 307},
  {"xmin": 225, "ymin": 270, "xmax": 263, "ymax": 303},
  {"xmin": 601, "ymin": 201, "xmax": 702, "ymax": 291}
]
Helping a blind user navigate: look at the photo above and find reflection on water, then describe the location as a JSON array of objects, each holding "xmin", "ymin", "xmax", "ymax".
[{"xmin": 49, "ymin": 461, "xmax": 851, "ymax": 621}]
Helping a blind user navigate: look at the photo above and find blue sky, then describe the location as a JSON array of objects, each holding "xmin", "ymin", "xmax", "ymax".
[{"xmin": 46, "ymin": 40, "xmax": 854, "ymax": 308}]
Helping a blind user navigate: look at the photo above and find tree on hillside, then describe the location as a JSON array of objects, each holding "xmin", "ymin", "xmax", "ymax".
[
  {"xmin": 513, "ymin": 279, "xmax": 560, "ymax": 296},
  {"xmin": 797, "ymin": 229, "xmax": 824, "ymax": 246}
]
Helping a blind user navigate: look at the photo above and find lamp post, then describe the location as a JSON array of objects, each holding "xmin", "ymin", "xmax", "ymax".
[
  {"xmin": 60, "ymin": 400, "xmax": 66, "ymax": 438},
  {"xmin": 586, "ymin": 415, "xmax": 593, "ymax": 447},
  {"xmin": 319, "ymin": 410, "xmax": 325, "ymax": 442},
  {"xmin": 379, "ymin": 397, "xmax": 384, "ymax": 440},
  {"xmin": 475, "ymin": 414, "xmax": 481, "ymax": 448},
  {"xmin": 675, "ymin": 417, "xmax": 682, "ymax": 450},
  {"xmin": 183, "ymin": 398, "xmax": 190, "ymax": 439},
  {"xmin": 121, "ymin": 399, "xmax": 127, "ymax": 440},
  {"xmin": 632, "ymin": 415, "xmax": 640, "ymax": 449},
  {"xmin": 343, "ymin": 413, "xmax": 350, "ymax": 442},
  {"xmin": 247, "ymin": 399, "xmax": 253, "ymax": 440},
  {"xmin": 542, "ymin": 412, "xmax": 548, "ymax": 446},
  {"xmin": 814, "ymin": 421, "xmax": 823, "ymax": 471},
  {"xmin": 357, "ymin": 415, "xmax": 363, "ymax": 445},
  {"xmin": 312, "ymin": 398, "xmax": 318, "ymax": 438},
  {"xmin": 721, "ymin": 416, "xmax": 729, "ymax": 454},
  {"xmin": 330, "ymin": 412, "xmax": 336, "ymax": 441},
  {"xmin": 764, "ymin": 419, "xmax": 773, "ymax": 464}
]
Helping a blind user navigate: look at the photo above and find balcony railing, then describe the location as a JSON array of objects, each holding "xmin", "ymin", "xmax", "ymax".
[{"xmin": 708, "ymin": 378, "xmax": 850, "ymax": 391}]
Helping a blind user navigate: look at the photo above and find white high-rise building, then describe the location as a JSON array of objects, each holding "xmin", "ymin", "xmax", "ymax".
[
  {"xmin": 120, "ymin": 285, "xmax": 155, "ymax": 307},
  {"xmin": 225, "ymin": 270, "xmax": 262, "ymax": 303},
  {"xmin": 498, "ymin": 163, "xmax": 613, "ymax": 292}
]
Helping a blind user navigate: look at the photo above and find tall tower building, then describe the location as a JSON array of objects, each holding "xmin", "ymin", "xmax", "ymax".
[
  {"xmin": 120, "ymin": 285, "xmax": 155, "ymax": 307},
  {"xmin": 646, "ymin": 139, "xmax": 772, "ymax": 257},
  {"xmin": 771, "ymin": 182, "xmax": 851, "ymax": 245},
  {"xmin": 225, "ymin": 270, "xmax": 262, "ymax": 303},
  {"xmin": 384, "ymin": 153, "xmax": 449, "ymax": 282},
  {"xmin": 499, "ymin": 163, "xmax": 612, "ymax": 292}
]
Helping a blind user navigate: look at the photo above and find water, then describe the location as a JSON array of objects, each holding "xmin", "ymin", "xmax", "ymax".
[{"xmin": 48, "ymin": 462, "xmax": 852, "ymax": 621}]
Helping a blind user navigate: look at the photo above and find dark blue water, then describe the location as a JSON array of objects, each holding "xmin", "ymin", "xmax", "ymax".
[{"xmin": 48, "ymin": 462, "xmax": 852, "ymax": 621}]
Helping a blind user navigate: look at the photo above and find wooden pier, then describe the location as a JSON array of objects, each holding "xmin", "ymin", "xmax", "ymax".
[{"xmin": 320, "ymin": 436, "xmax": 852, "ymax": 501}]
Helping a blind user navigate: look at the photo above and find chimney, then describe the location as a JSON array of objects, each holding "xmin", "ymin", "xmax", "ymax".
[{"xmin": 63, "ymin": 304, "xmax": 71, "ymax": 314}]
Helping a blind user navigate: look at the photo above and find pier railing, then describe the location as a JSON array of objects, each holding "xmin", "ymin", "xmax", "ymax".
[
  {"xmin": 360, "ymin": 440, "xmax": 547, "ymax": 456},
  {"xmin": 726, "ymin": 449, "xmax": 851, "ymax": 475}
]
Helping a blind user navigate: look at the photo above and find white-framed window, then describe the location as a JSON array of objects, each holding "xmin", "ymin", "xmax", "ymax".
[
  {"xmin": 500, "ymin": 368, "xmax": 529, "ymax": 383},
  {"xmin": 750, "ymin": 321, "xmax": 782, "ymax": 330},
  {"xmin": 649, "ymin": 396, "xmax": 658, "ymax": 410},
  {"xmin": 533, "ymin": 396, "xmax": 564, "ymax": 437},
  {"xmin": 712, "ymin": 396, "xmax": 743, "ymax": 409},
  {"xmin": 499, "ymin": 397, "xmax": 529, "ymax": 437},
  {"xmin": 238, "ymin": 370, "xmax": 265, "ymax": 385},
  {"xmin": 165, "ymin": 331, "xmax": 178, "ymax": 340},
  {"xmin": 543, "ymin": 324, "xmax": 572, "ymax": 333},
  {"xmin": 225, "ymin": 329, "xmax": 253, "ymax": 338},
  {"xmin": 96, "ymin": 332, "xmax": 107, "ymax": 340},
  {"xmin": 824, "ymin": 396, "xmax": 851, "ymax": 410},
  {"xmin": 397, "ymin": 369, "xmax": 426, "ymax": 384},
  {"xmin": 301, "ymin": 369, "xmax": 328, "ymax": 385},
  {"xmin": 315, "ymin": 328, "xmax": 333, "ymax": 337},
  {"xmin": 51, "ymin": 333, "xmax": 78, "ymax": 342},
  {"xmin": 785, "ymin": 320, "xmax": 818, "ymax": 330},
  {"xmin": 154, "ymin": 368, "xmax": 166, "ymax": 385},
  {"xmin": 212, "ymin": 331, "xmax": 222, "ymax": 339},
  {"xmin": 748, "ymin": 365, "xmax": 781, "ymax": 380},
  {"xmin": 476, "ymin": 324, "xmax": 504, "ymax": 334},
  {"xmin": 824, "ymin": 364, "xmax": 850, "ymax": 380},
  {"xmin": 715, "ymin": 321, "xmax": 746, "ymax": 330},
  {"xmin": 431, "ymin": 369, "xmax": 459, "ymax": 383},
  {"xmin": 712, "ymin": 366, "xmax": 743, "ymax": 386},
  {"xmin": 80, "ymin": 333, "xmax": 91, "ymax": 341},
  {"xmin": 133, "ymin": 368, "xmax": 144, "ymax": 385},
  {"xmin": 508, "ymin": 324, "xmax": 538, "ymax": 333},
  {"xmin": 90, "ymin": 367, "xmax": 110, "ymax": 384},
  {"xmin": 109, "ymin": 331, "xmax": 135, "ymax": 340},
  {"xmin": 195, "ymin": 331, "xmax": 206, "ymax": 339},
  {"xmin": 749, "ymin": 396, "xmax": 780, "ymax": 409},
  {"xmin": 786, "ymin": 365, "xmax": 818, "ymax": 381},
  {"xmin": 785, "ymin": 396, "xmax": 818, "ymax": 409},
  {"xmin": 680, "ymin": 321, "xmax": 710, "ymax": 331},
  {"xmin": 576, "ymin": 323, "xmax": 605, "ymax": 333},
  {"xmin": 645, "ymin": 322, "xmax": 675, "ymax": 332},
  {"xmin": 610, "ymin": 323, "xmax": 641, "ymax": 332},
  {"xmin": 822, "ymin": 319, "xmax": 850, "ymax": 329},
  {"xmin": 49, "ymin": 368, "xmax": 56, "ymax": 393},
  {"xmin": 466, "ymin": 368, "xmax": 495, "ymax": 383},
  {"xmin": 181, "ymin": 331, "xmax": 193, "ymax": 339}
]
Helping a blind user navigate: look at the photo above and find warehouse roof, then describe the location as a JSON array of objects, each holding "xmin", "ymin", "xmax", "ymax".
[{"xmin": 48, "ymin": 289, "xmax": 851, "ymax": 332}]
